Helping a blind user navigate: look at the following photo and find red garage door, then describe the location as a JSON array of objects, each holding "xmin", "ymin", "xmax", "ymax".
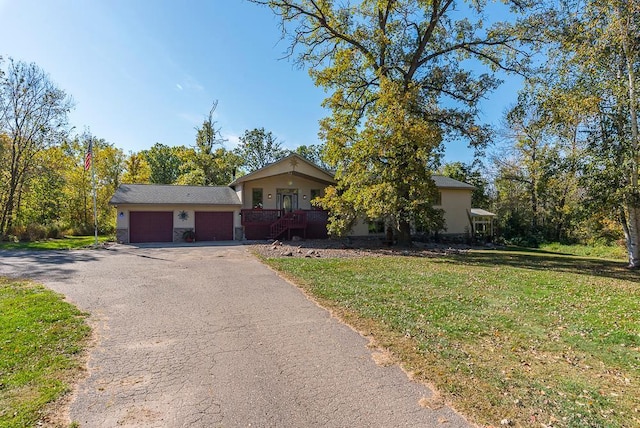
[
  {"xmin": 195, "ymin": 212, "xmax": 234, "ymax": 241},
  {"xmin": 130, "ymin": 211, "xmax": 173, "ymax": 243}
]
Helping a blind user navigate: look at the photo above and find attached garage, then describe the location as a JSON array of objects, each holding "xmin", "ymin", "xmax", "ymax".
[
  {"xmin": 195, "ymin": 212, "xmax": 234, "ymax": 241},
  {"xmin": 129, "ymin": 211, "xmax": 173, "ymax": 243},
  {"xmin": 110, "ymin": 184, "xmax": 242, "ymax": 244}
]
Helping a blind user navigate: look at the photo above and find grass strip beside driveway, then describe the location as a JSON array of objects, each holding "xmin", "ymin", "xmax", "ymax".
[
  {"xmin": 0, "ymin": 236, "xmax": 109, "ymax": 251},
  {"xmin": 264, "ymin": 250, "xmax": 640, "ymax": 427},
  {"xmin": 0, "ymin": 277, "xmax": 90, "ymax": 427}
]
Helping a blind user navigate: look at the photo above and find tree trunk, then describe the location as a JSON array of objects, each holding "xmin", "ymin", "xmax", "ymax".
[
  {"xmin": 0, "ymin": 162, "xmax": 20, "ymax": 237},
  {"xmin": 621, "ymin": 204, "xmax": 640, "ymax": 268},
  {"xmin": 0, "ymin": 192, "xmax": 12, "ymax": 237},
  {"xmin": 397, "ymin": 218, "xmax": 412, "ymax": 246},
  {"xmin": 619, "ymin": 3, "xmax": 640, "ymax": 268}
]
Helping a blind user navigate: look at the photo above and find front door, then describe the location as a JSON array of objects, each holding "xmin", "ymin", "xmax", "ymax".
[{"xmin": 277, "ymin": 190, "xmax": 298, "ymax": 213}]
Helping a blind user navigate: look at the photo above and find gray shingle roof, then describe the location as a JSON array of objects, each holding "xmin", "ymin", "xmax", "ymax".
[
  {"xmin": 432, "ymin": 175, "xmax": 475, "ymax": 189},
  {"xmin": 109, "ymin": 184, "xmax": 241, "ymax": 205}
]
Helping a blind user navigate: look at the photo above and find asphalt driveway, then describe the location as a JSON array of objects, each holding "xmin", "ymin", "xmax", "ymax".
[{"xmin": 0, "ymin": 244, "xmax": 470, "ymax": 427}]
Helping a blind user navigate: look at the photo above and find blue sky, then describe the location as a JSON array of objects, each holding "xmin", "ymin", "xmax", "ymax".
[{"xmin": 0, "ymin": 0, "xmax": 520, "ymax": 164}]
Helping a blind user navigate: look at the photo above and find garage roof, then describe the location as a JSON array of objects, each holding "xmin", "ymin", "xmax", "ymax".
[{"xmin": 110, "ymin": 184, "xmax": 241, "ymax": 205}]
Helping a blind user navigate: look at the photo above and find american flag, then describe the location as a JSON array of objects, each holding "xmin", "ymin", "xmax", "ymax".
[{"xmin": 84, "ymin": 140, "xmax": 92, "ymax": 171}]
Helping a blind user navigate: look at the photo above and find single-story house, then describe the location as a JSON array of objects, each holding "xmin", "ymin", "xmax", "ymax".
[{"xmin": 110, "ymin": 153, "xmax": 491, "ymax": 243}]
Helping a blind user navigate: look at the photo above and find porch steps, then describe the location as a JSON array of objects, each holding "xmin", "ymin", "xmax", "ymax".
[{"xmin": 268, "ymin": 212, "xmax": 307, "ymax": 240}]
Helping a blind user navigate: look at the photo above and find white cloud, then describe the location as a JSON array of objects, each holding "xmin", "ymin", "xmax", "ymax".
[
  {"xmin": 182, "ymin": 74, "xmax": 204, "ymax": 92},
  {"xmin": 224, "ymin": 133, "xmax": 241, "ymax": 149}
]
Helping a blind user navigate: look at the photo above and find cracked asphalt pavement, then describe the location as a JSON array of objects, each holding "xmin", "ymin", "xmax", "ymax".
[{"xmin": 0, "ymin": 244, "xmax": 471, "ymax": 427}]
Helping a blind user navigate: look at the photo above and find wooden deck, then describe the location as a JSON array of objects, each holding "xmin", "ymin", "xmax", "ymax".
[{"xmin": 241, "ymin": 209, "xmax": 329, "ymax": 240}]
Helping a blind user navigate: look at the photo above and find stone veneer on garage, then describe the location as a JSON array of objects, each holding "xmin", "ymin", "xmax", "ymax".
[
  {"xmin": 173, "ymin": 228, "xmax": 193, "ymax": 243},
  {"xmin": 116, "ymin": 228, "xmax": 128, "ymax": 244}
]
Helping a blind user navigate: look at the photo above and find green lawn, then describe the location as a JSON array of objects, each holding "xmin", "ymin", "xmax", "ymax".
[
  {"xmin": 263, "ymin": 248, "xmax": 639, "ymax": 427},
  {"xmin": 0, "ymin": 235, "xmax": 109, "ymax": 251},
  {"xmin": 0, "ymin": 278, "xmax": 90, "ymax": 427},
  {"xmin": 538, "ymin": 242, "xmax": 627, "ymax": 260}
]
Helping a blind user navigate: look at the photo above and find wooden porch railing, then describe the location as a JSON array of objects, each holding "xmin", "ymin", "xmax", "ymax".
[
  {"xmin": 241, "ymin": 209, "xmax": 328, "ymax": 240},
  {"xmin": 269, "ymin": 211, "xmax": 307, "ymax": 240}
]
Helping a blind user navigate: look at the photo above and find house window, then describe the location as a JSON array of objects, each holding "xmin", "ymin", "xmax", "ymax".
[
  {"xmin": 252, "ymin": 188, "xmax": 263, "ymax": 208},
  {"xmin": 310, "ymin": 189, "xmax": 321, "ymax": 200},
  {"xmin": 310, "ymin": 189, "xmax": 322, "ymax": 208},
  {"xmin": 368, "ymin": 219, "xmax": 385, "ymax": 234},
  {"xmin": 432, "ymin": 191, "xmax": 442, "ymax": 206}
]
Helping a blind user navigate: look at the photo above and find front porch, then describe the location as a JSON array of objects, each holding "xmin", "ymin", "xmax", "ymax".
[{"xmin": 241, "ymin": 209, "xmax": 329, "ymax": 240}]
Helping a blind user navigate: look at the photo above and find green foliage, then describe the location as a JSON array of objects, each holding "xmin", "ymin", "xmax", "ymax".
[
  {"xmin": 141, "ymin": 143, "xmax": 183, "ymax": 184},
  {"xmin": 121, "ymin": 152, "xmax": 151, "ymax": 184},
  {"xmin": 0, "ymin": 277, "xmax": 90, "ymax": 426},
  {"xmin": 56, "ymin": 134, "xmax": 123, "ymax": 235},
  {"xmin": 178, "ymin": 146, "xmax": 243, "ymax": 186},
  {"xmin": 254, "ymin": 0, "xmax": 541, "ymax": 244},
  {"xmin": 195, "ymin": 101, "xmax": 226, "ymax": 155},
  {"xmin": 15, "ymin": 146, "xmax": 69, "ymax": 230},
  {"xmin": 294, "ymin": 144, "xmax": 331, "ymax": 170},
  {"xmin": 234, "ymin": 127, "xmax": 286, "ymax": 172},
  {"xmin": 319, "ymin": 79, "xmax": 444, "ymax": 241},
  {"xmin": 499, "ymin": 0, "xmax": 640, "ymax": 265},
  {"xmin": 265, "ymin": 251, "xmax": 639, "ymax": 427},
  {"xmin": 182, "ymin": 101, "xmax": 242, "ymax": 185},
  {"xmin": 0, "ymin": 70, "xmax": 123, "ymax": 239},
  {"xmin": 0, "ymin": 59, "xmax": 73, "ymax": 238},
  {"xmin": 493, "ymin": 85, "xmax": 586, "ymax": 244},
  {"xmin": 212, "ymin": 148, "xmax": 244, "ymax": 184}
]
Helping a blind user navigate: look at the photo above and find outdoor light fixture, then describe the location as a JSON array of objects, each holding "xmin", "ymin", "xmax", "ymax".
[
  {"xmin": 268, "ymin": 193, "xmax": 272, "ymax": 199},
  {"xmin": 303, "ymin": 195, "xmax": 307, "ymax": 200}
]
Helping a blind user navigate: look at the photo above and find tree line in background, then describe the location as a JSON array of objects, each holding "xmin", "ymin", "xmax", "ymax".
[
  {"xmin": 0, "ymin": 58, "xmax": 325, "ymax": 240},
  {"xmin": 1, "ymin": 0, "xmax": 638, "ymax": 266}
]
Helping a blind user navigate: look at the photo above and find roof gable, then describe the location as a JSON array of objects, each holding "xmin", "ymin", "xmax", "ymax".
[
  {"xmin": 230, "ymin": 153, "xmax": 336, "ymax": 186},
  {"xmin": 110, "ymin": 184, "xmax": 241, "ymax": 205},
  {"xmin": 228, "ymin": 155, "xmax": 472, "ymax": 190}
]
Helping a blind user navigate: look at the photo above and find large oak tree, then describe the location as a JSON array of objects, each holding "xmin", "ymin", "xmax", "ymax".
[{"xmin": 251, "ymin": 0, "xmax": 543, "ymax": 244}]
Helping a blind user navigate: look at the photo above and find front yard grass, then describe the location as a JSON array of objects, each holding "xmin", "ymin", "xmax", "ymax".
[
  {"xmin": 0, "ymin": 277, "xmax": 90, "ymax": 427},
  {"xmin": 0, "ymin": 235, "xmax": 109, "ymax": 251},
  {"xmin": 264, "ymin": 248, "xmax": 639, "ymax": 427},
  {"xmin": 539, "ymin": 242, "xmax": 626, "ymax": 261}
]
